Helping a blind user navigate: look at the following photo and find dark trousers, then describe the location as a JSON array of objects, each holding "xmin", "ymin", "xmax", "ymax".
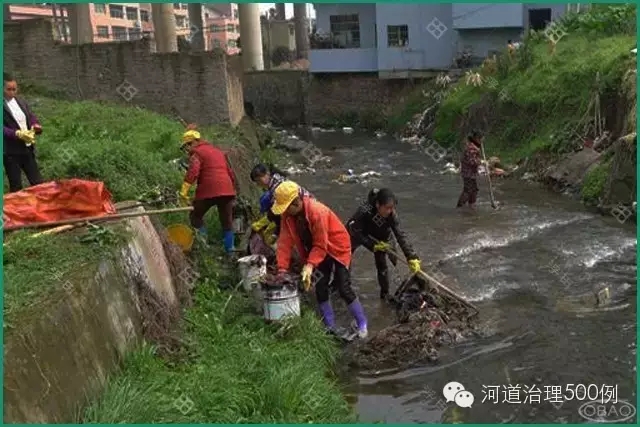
[
  {"xmin": 457, "ymin": 177, "xmax": 479, "ymax": 207},
  {"xmin": 351, "ymin": 240, "xmax": 391, "ymax": 296},
  {"xmin": 3, "ymin": 152, "xmax": 43, "ymax": 193},
  {"xmin": 190, "ymin": 195, "xmax": 235, "ymax": 231},
  {"xmin": 314, "ymin": 255, "xmax": 357, "ymax": 305}
]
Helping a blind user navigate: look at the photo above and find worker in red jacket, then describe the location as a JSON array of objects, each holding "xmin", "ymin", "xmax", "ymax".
[
  {"xmin": 178, "ymin": 125, "xmax": 238, "ymax": 253},
  {"xmin": 272, "ymin": 181, "xmax": 368, "ymax": 340}
]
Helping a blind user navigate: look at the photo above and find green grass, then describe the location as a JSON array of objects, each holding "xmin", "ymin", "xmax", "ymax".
[
  {"xmin": 3, "ymin": 96, "xmax": 353, "ymax": 422},
  {"xmin": 581, "ymin": 161, "xmax": 611, "ymax": 204},
  {"xmin": 82, "ymin": 278, "xmax": 355, "ymax": 423},
  {"xmin": 432, "ymin": 33, "xmax": 635, "ymax": 164}
]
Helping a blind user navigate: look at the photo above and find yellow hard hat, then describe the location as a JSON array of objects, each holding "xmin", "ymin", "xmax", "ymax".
[
  {"xmin": 181, "ymin": 129, "xmax": 201, "ymax": 146},
  {"xmin": 271, "ymin": 181, "xmax": 301, "ymax": 215}
]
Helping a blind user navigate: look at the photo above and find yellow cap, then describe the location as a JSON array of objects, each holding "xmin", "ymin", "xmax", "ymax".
[
  {"xmin": 271, "ymin": 181, "xmax": 301, "ymax": 215},
  {"xmin": 181, "ymin": 130, "xmax": 201, "ymax": 146}
]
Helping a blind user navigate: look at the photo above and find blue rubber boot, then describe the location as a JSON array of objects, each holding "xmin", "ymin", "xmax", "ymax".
[
  {"xmin": 318, "ymin": 301, "xmax": 336, "ymax": 330},
  {"xmin": 223, "ymin": 230, "xmax": 235, "ymax": 253},
  {"xmin": 347, "ymin": 299, "xmax": 368, "ymax": 339}
]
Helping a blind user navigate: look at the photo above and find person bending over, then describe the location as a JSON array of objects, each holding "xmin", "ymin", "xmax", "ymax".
[
  {"xmin": 178, "ymin": 124, "xmax": 238, "ymax": 253},
  {"xmin": 346, "ymin": 188, "xmax": 422, "ymax": 300},
  {"xmin": 456, "ymin": 130, "xmax": 483, "ymax": 210},
  {"xmin": 272, "ymin": 181, "xmax": 368, "ymax": 339}
]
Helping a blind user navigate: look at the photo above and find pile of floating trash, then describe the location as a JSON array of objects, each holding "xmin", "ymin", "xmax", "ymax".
[
  {"xmin": 334, "ymin": 169, "xmax": 382, "ymax": 185},
  {"xmin": 346, "ymin": 275, "xmax": 479, "ymax": 370}
]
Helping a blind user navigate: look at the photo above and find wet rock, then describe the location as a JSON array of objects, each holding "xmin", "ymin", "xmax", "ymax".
[
  {"xmin": 274, "ymin": 136, "xmax": 309, "ymax": 153},
  {"xmin": 543, "ymin": 148, "xmax": 602, "ymax": 194}
]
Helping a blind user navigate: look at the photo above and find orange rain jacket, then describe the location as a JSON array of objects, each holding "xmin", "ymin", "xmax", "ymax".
[{"xmin": 276, "ymin": 196, "xmax": 352, "ymax": 271}]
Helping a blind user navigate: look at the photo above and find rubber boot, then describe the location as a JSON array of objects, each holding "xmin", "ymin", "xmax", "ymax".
[
  {"xmin": 347, "ymin": 299, "xmax": 368, "ymax": 339},
  {"xmin": 318, "ymin": 301, "xmax": 336, "ymax": 330},
  {"xmin": 223, "ymin": 230, "xmax": 235, "ymax": 254}
]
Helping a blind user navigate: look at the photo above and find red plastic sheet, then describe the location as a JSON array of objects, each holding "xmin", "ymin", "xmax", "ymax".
[{"xmin": 2, "ymin": 179, "xmax": 117, "ymax": 230}]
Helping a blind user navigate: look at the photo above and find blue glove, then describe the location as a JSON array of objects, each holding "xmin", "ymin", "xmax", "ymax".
[{"xmin": 259, "ymin": 191, "xmax": 273, "ymax": 214}]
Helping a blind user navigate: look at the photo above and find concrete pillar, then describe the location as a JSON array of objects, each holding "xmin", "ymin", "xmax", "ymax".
[
  {"xmin": 67, "ymin": 4, "xmax": 93, "ymax": 44},
  {"xmin": 151, "ymin": 3, "xmax": 178, "ymax": 53},
  {"xmin": 275, "ymin": 4, "xmax": 286, "ymax": 20},
  {"xmin": 293, "ymin": 3, "xmax": 309, "ymax": 60},
  {"xmin": 187, "ymin": 3, "xmax": 205, "ymax": 51},
  {"xmin": 238, "ymin": 3, "xmax": 264, "ymax": 71}
]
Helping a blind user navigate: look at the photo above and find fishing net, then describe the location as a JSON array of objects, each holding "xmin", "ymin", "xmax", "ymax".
[{"xmin": 347, "ymin": 275, "xmax": 479, "ymax": 370}]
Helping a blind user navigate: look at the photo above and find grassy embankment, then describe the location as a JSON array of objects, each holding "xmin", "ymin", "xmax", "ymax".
[
  {"xmin": 430, "ymin": 4, "xmax": 636, "ymax": 204},
  {"xmin": 2, "ymin": 96, "xmax": 355, "ymax": 423},
  {"xmin": 381, "ymin": 5, "xmax": 636, "ymax": 204}
]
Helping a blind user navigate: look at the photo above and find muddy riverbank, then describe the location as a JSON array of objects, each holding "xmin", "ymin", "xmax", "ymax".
[{"xmin": 282, "ymin": 129, "xmax": 636, "ymax": 423}]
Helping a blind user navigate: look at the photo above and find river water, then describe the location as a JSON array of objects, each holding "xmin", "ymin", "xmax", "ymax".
[{"xmin": 291, "ymin": 131, "xmax": 637, "ymax": 424}]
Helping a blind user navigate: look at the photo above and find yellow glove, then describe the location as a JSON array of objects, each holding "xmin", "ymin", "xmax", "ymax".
[
  {"xmin": 373, "ymin": 241, "xmax": 391, "ymax": 252},
  {"xmin": 251, "ymin": 215, "xmax": 271, "ymax": 232},
  {"xmin": 179, "ymin": 182, "xmax": 192, "ymax": 206},
  {"xmin": 16, "ymin": 129, "xmax": 35, "ymax": 145},
  {"xmin": 408, "ymin": 259, "xmax": 422, "ymax": 274},
  {"xmin": 301, "ymin": 263, "xmax": 314, "ymax": 292}
]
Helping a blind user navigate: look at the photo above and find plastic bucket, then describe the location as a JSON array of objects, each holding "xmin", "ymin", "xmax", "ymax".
[
  {"xmin": 263, "ymin": 284, "xmax": 300, "ymax": 322},
  {"xmin": 166, "ymin": 224, "xmax": 195, "ymax": 252},
  {"xmin": 237, "ymin": 255, "xmax": 267, "ymax": 293}
]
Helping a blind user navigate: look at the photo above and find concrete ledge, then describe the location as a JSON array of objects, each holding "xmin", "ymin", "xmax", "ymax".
[{"xmin": 3, "ymin": 214, "xmax": 180, "ymax": 423}]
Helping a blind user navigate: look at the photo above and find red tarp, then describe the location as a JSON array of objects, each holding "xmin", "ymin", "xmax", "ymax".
[{"xmin": 2, "ymin": 179, "xmax": 117, "ymax": 230}]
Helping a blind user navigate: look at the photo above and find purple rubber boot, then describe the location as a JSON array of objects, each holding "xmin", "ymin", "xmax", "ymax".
[
  {"xmin": 347, "ymin": 299, "xmax": 368, "ymax": 339},
  {"xmin": 318, "ymin": 301, "xmax": 336, "ymax": 330}
]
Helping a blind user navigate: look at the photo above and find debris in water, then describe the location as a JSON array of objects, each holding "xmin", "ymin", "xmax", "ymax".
[
  {"xmin": 334, "ymin": 170, "xmax": 382, "ymax": 184},
  {"xmin": 346, "ymin": 275, "xmax": 479, "ymax": 370},
  {"xmin": 439, "ymin": 162, "xmax": 459, "ymax": 175},
  {"xmin": 375, "ymin": 131, "xmax": 386, "ymax": 138},
  {"xmin": 342, "ymin": 127, "xmax": 354, "ymax": 134}
]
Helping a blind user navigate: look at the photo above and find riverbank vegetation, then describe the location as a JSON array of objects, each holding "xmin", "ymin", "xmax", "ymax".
[
  {"xmin": 3, "ymin": 97, "xmax": 354, "ymax": 422},
  {"xmin": 432, "ymin": 4, "xmax": 636, "ymax": 164}
]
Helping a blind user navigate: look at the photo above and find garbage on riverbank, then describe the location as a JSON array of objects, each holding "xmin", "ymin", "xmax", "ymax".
[{"xmin": 346, "ymin": 275, "xmax": 479, "ymax": 370}]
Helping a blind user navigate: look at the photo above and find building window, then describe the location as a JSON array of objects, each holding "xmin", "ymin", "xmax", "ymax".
[
  {"xmin": 109, "ymin": 5, "xmax": 124, "ymax": 19},
  {"xmin": 112, "ymin": 26, "xmax": 128, "ymax": 41},
  {"xmin": 140, "ymin": 10, "xmax": 150, "ymax": 22},
  {"xmin": 289, "ymin": 25, "xmax": 294, "ymax": 36},
  {"xmin": 226, "ymin": 24, "xmax": 234, "ymax": 32},
  {"xmin": 233, "ymin": 8, "xmax": 238, "ymax": 19},
  {"xmin": 175, "ymin": 15, "xmax": 187, "ymax": 28},
  {"xmin": 213, "ymin": 39, "xmax": 222, "ymax": 48},
  {"xmin": 329, "ymin": 14, "xmax": 360, "ymax": 48},
  {"xmin": 387, "ymin": 25, "xmax": 409, "ymax": 47},
  {"xmin": 96, "ymin": 25, "xmax": 109, "ymax": 39},
  {"xmin": 128, "ymin": 27, "xmax": 141, "ymax": 40},
  {"xmin": 210, "ymin": 24, "xmax": 223, "ymax": 33},
  {"xmin": 228, "ymin": 39, "xmax": 237, "ymax": 48},
  {"xmin": 173, "ymin": 3, "xmax": 181, "ymax": 10},
  {"xmin": 94, "ymin": 4, "xmax": 106, "ymax": 14},
  {"xmin": 236, "ymin": 24, "xmax": 241, "ymax": 33},
  {"xmin": 125, "ymin": 7, "xmax": 138, "ymax": 21}
]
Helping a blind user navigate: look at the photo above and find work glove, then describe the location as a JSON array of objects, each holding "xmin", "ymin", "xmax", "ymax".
[
  {"xmin": 301, "ymin": 263, "xmax": 314, "ymax": 292},
  {"xmin": 373, "ymin": 241, "xmax": 391, "ymax": 252},
  {"xmin": 408, "ymin": 259, "xmax": 422, "ymax": 274},
  {"xmin": 178, "ymin": 181, "xmax": 192, "ymax": 207},
  {"xmin": 251, "ymin": 215, "xmax": 271, "ymax": 232},
  {"xmin": 15, "ymin": 129, "xmax": 35, "ymax": 145}
]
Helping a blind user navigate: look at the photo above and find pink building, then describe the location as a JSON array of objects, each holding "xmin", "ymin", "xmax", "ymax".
[{"xmin": 204, "ymin": 3, "xmax": 240, "ymax": 55}]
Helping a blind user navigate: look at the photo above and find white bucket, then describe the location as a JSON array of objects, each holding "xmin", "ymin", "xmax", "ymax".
[
  {"xmin": 233, "ymin": 217, "xmax": 246, "ymax": 234},
  {"xmin": 263, "ymin": 285, "xmax": 300, "ymax": 322},
  {"xmin": 237, "ymin": 255, "xmax": 267, "ymax": 293}
]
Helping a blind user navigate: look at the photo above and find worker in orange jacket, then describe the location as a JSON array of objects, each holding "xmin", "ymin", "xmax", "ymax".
[{"xmin": 271, "ymin": 181, "xmax": 368, "ymax": 339}]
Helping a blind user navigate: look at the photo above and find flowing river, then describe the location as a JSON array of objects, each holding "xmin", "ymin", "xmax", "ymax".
[{"xmin": 290, "ymin": 131, "xmax": 637, "ymax": 424}]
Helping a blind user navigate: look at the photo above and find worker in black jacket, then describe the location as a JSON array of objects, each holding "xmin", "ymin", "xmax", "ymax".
[{"xmin": 345, "ymin": 188, "xmax": 422, "ymax": 300}]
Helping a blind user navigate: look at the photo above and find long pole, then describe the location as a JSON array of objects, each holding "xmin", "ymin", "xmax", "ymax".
[
  {"xmin": 480, "ymin": 144, "xmax": 498, "ymax": 209},
  {"xmin": 4, "ymin": 206, "xmax": 193, "ymax": 231}
]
